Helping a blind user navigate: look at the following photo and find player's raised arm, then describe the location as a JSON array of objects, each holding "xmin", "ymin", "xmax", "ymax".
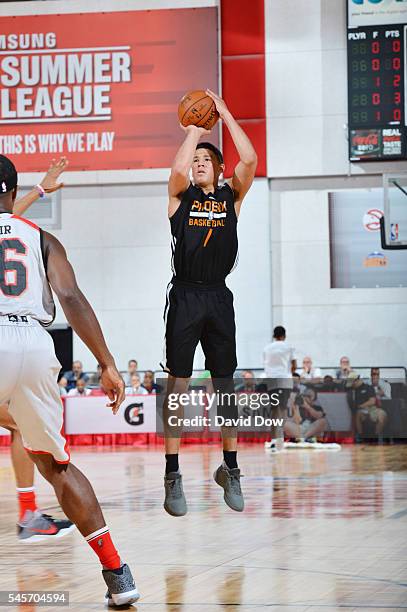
[
  {"xmin": 168, "ymin": 125, "xmax": 210, "ymax": 216},
  {"xmin": 13, "ymin": 157, "xmax": 68, "ymax": 216},
  {"xmin": 42, "ymin": 231, "xmax": 125, "ymax": 414},
  {"xmin": 206, "ymin": 90, "xmax": 257, "ymax": 214}
]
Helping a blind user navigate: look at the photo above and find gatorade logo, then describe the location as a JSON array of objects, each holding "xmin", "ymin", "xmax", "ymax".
[{"xmin": 124, "ymin": 402, "xmax": 144, "ymax": 426}]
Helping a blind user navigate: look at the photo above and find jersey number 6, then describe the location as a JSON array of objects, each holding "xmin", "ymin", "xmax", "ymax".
[{"xmin": 0, "ymin": 238, "xmax": 27, "ymax": 297}]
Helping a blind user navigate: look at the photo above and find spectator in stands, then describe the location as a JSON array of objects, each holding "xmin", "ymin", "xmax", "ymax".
[
  {"xmin": 58, "ymin": 376, "xmax": 68, "ymax": 397},
  {"xmin": 285, "ymin": 388, "xmax": 328, "ymax": 441},
  {"xmin": 142, "ymin": 370, "xmax": 162, "ymax": 394},
  {"xmin": 336, "ymin": 356, "xmax": 353, "ymax": 381},
  {"xmin": 346, "ymin": 372, "xmax": 387, "ymax": 439},
  {"xmin": 319, "ymin": 375, "xmax": 341, "ymax": 392},
  {"xmin": 236, "ymin": 370, "xmax": 257, "ymax": 392},
  {"xmin": 67, "ymin": 378, "xmax": 92, "ymax": 397},
  {"xmin": 126, "ymin": 373, "xmax": 148, "ymax": 395},
  {"xmin": 292, "ymin": 372, "xmax": 305, "ymax": 393},
  {"xmin": 87, "ymin": 364, "xmax": 102, "ymax": 387},
  {"xmin": 299, "ymin": 356, "xmax": 322, "ymax": 381},
  {"xmin": 371, "ymin": 368, "xmax": 392, "ymax": 400},
  {"xmin": 87, "ymin": 365, "xmax": 106, "ymax": 397},
  {"xmin": 63, "ymin": 360, "xmax": 89, "ymax": 392},
  {"xmin": 124, "ymin": 359, "xmax": 138, "ymax": 386}
]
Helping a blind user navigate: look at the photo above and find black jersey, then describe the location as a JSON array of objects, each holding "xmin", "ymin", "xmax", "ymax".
[{"xmin": 170, "ymin": 183, "xmax": 238, "ymax": 283}]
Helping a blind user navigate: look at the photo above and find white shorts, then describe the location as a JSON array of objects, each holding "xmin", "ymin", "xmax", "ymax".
[{"xmin": 0, "ymin": 315, "xmax": 70, "ymax": 463}]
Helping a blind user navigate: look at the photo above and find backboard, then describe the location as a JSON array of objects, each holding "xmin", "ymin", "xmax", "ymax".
[{"xmin": 381, "ymin": 174, "xmax": 407, "ymax": 250}]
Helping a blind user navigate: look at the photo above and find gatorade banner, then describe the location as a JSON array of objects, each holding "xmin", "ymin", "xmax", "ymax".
[
  {"xmin": 64, "ymin": 395, "xmax": 157, "ymax": 434},
  {"xmin": 0, "ymin": 8, "xmax": 219, "ymax": 171}
]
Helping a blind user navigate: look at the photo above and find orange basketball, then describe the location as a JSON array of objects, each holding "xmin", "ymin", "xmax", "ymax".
[{"xmin": 178, "ymin": 90, "xmax": 219, "ymax": 130}]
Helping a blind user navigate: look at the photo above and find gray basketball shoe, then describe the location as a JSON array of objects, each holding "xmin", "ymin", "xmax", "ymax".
[
  {"xmin": 213, "ymin": 463, "xmax": 244, "ymax": 512},
  {"xmin": 164, "ymin": 472, "xmax": 187, "ymax": 516},
  {"xmin": 103, "ymin": 563, "xmax": 140, "ymax": 607}
]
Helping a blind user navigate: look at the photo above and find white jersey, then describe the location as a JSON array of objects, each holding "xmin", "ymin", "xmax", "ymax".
[
  {"xmin": 263, "ymin": 340, "xmax": 295, "ymax": 379},
  {"xmin": 0, "ymin": 212, "xmax": 55, "ymax": 325}
]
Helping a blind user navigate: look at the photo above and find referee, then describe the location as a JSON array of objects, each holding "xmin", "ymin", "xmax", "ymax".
[{"xmin": 162, "ymin": 90, "xmax": 257, "ymax": 516}]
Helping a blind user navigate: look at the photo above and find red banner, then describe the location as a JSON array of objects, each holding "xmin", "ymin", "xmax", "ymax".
[{"xmin": 0, "ymin": 9, "xmax": 219, "ymax": 171}]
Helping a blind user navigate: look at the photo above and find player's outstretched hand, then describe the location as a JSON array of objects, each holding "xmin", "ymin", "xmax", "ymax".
[
  {"xmin": 101, "ymin": 365, "xmax": 126, "ymax": 414},
  {"xmin": 180, "ymin": 124, "xmax": 211, "ymax": 136},
  {"xmin": 40, "ymin": 157, "xmax": 69, "ymax": 193},
  {"xmin": 205, "ymin": 89, "xmax": 229, "ymax": 119}
]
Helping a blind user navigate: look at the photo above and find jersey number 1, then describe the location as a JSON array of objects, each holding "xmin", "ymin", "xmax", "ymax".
[{"xmin": 0, "ymin": 238, "xmax": 27, "ymax": 297}]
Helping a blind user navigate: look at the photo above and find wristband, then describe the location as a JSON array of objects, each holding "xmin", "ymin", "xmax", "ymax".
[{"xmin": 35, "ymin": 184, "xmax": 45, "ymax": 198}]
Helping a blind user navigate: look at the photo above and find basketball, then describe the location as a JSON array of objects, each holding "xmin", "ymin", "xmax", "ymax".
[{"xmin": 178, "ymin": 90, "xmax": 219, "ymax": 130}]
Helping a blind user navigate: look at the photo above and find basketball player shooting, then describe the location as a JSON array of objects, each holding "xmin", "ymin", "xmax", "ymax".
[
  {"xmin": 0, "ymin": 156, "xmax": 140, "ymax": 607},
  {"xmin": 163, "ymin": 89, "xmax": 257, "ymax": 516}
]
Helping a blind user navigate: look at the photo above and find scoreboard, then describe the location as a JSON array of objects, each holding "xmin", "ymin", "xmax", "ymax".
[{"xmin": 347, "ymin": 20, "xmax": 407, "ymax": 161}]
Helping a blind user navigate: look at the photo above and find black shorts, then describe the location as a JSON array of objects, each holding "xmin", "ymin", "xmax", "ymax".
[{"xmin": 163, "ymin": 278, "xmax": 237, "ymax": 378}]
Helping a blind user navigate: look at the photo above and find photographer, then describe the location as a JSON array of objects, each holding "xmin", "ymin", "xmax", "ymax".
[{"xmin": 285, "ymin": 388, "xmax": 328, "ymax": 442}]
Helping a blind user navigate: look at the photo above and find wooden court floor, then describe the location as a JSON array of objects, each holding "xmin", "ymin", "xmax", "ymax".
[{"xmin": 1, "ymin": 443, "xmax": 407, "ymax": 611}]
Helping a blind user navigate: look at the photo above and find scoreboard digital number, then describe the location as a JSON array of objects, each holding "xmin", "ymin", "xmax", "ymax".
[{"xmin": 347, "ymin": 25, "xmax": 406, "ymax": 161}]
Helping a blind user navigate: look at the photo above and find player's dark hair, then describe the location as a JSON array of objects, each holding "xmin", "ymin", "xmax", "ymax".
[
  {"xmin": 0, "ymin": 155, "xmax": 17, "ymax": 194},
  {"xmin": 196, "ymin": 142, "xmax": 224, "ymax": 165},
  {"xmin": 273, "ymin": 325, "xmax": 286, "ymax": 339}
]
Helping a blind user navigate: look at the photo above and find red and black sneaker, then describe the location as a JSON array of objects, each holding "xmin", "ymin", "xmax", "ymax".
[{"xmin": 18, "ymin": 510, "xmax": 76, "ymax": 542}]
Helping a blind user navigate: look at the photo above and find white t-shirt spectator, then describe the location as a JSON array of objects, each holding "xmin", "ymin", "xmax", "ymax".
[
  {"xmin": 299, "ymin": 367, "xmax": 322, "ymax": 379},
  {"xmin": 372, "ymin": 379, "xmax": 392, "ymax": 400},
  {"xmin": 67, "ymin": 388, "xmax": 92, "ymax": 397},
  {"xmin": 263, "ymin": 340, "xmax": 295, "ymax": 380},
  {"xmin": 125, "ymin": 385, "xmax": 148, "ymax": 395}
]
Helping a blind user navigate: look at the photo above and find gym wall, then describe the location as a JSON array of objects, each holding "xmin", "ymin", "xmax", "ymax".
[
  {"xmin": 4, "ymin": 0, "xmax": 406, "ymax": 369},
  {"xmin": 266, "ymin": 0, "xmax": 407, "ymax": 367}
]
